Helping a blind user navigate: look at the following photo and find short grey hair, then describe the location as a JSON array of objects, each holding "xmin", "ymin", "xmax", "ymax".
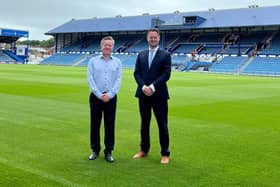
[{"xmin": 100, "ymin": 36, "xmax": 115, "ymax": 47}]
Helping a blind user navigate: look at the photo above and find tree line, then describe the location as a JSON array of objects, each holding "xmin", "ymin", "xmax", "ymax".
[{"xmin": 17, "ymin": 37, "xmax": 55, "ymax": 48}]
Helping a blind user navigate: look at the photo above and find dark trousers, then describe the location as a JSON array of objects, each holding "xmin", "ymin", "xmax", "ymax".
[
  {"xmin": 89, "ymin": 93, "xmax": 117, "ymax": 154},
  {"xmin": 138, "ymin": 97, "xmax": 170, "ymax": 156}
]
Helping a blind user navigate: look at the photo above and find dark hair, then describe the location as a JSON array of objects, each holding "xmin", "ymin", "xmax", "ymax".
[{"xmin": 147, "ymin": 28, "xmax": 160, "ymax": 36}]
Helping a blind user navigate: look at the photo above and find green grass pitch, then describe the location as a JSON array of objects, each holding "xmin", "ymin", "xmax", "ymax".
[{"xmin": 0, "ymin": 64, "xmax": 280, "ymax": 186}]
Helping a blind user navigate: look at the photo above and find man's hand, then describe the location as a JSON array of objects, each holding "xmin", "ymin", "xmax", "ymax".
[
  {"xmin": 142, "ymin": 85, "xmax": 154, "ymax": 96},
  {"xmin": 101, "ymin": 93, "xmax": 110, "ymax": 102}
]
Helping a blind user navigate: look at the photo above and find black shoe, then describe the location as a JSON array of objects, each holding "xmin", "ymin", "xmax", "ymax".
[
  {"xmin": 104, "ymin": 153, "xmax": 114, "ymax": 163},
  {"xmin": 89, "ymin": 152, "xmax": 99, "ymax": 160}
]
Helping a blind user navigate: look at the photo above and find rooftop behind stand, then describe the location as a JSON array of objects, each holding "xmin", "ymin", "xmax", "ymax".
[{"xmin": 41, "ymin": 6, "xmax": 280, "ymax": 77}]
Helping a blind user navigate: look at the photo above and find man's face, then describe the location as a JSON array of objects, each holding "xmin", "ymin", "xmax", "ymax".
[
  {"xmin": 147, "ymin": 31, "xmax": 160, "ymax": 48},
  {"xmin": 101, "ymin": 39, "xmax": 113, "ymax": 56}
]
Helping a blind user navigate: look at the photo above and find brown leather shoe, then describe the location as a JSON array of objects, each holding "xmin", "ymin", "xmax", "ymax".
[
  {"xmin": 133, "ymin": 151, "xmax": 146, "ymax": 159},
  {"xmin": 160, "ymin": 156, "xmax": 170, "ymax": 164}
]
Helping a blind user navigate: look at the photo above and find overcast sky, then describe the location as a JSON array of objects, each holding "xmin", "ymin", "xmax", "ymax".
[{"xmin": 0, "ymin": 0, "xmax": 279, "ymax": 40}]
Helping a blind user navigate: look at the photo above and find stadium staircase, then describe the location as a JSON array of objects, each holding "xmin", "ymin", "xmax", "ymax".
[
  {"xmin": 0, "ymin": 50, "xmax": 15, "ymax": 63},
  {"xmin": 73, "ymin": 55, "xmax": 89, "ymax": 66},
  {"xmin": 238, "ymin": 56, "xmax": 254, "ymax": 74},
  {"xmin": 3, "ymin": 50, "xmax": 24, "ymax": 63}
]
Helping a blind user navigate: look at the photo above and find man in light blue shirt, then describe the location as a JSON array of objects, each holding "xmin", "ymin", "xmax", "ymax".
[{"xmin": 87, "ymin": 36, "xmax": 122, "ymax": 163}]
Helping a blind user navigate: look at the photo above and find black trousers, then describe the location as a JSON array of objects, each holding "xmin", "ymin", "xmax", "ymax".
[
  {"xmin": 89, "ymin": 93, "xmax": 117, "ymax": 154},
  {"xmin": 138, "ymin": 97, "xmax": 170, "ymax": 156}
]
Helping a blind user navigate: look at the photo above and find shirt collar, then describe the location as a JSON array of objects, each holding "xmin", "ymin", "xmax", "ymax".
[
  {"xmin": 149, "ymin": 46, "xmax": 159, "ymax": 52},
  {"xmin": 100, "ymin": 55, "xmax": 113, "ymax": 60}
]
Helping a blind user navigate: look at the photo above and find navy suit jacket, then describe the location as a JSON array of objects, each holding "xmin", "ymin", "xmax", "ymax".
[{"xmin": 134, "ymin": 48, "xmax": 171, "ymax": 100}]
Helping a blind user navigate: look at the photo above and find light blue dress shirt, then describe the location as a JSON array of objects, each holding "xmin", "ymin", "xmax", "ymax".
[
  {"xmin": 88, "ymin": 55, "xmax": 122, "ymax": 99},
  {"xmin": 148, "ymin": 46, "xmax": 158, "ymax": 68}
]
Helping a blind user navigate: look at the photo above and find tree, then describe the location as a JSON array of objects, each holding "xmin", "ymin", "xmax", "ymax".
[{"xmin": 17, "ymin": 37, "xmax": 55, "ymax": 48}]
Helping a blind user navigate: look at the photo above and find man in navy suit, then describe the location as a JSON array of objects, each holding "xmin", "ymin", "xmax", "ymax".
[{"xmin": 133, "ymin": 28, "xmax": 171, "ymax": 164}]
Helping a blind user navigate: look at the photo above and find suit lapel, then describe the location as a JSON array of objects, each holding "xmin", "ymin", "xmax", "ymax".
[
  {"xmin": 144, "ymin": 50, "xmax": 150, "ymax": 71},
  {"xmin": 150, "ymin": 49, "xmax": 160, "ymax": 69}
]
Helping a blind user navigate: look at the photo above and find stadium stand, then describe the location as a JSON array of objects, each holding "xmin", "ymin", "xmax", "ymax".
[
  {"xmin": 242, "ymin": 56, "xmax": 280, "ymax": 76},
  {"xmin": 209, "ymin": 56, "xmax": 249, "ymax": 74},
  {"xmin": 43, "ymin": 6, "xmax": 280, "ymax": 76},
  {"xmin": 0, "ymin": 50, "xmax": 15, "ymax": 63},
  {"xmin": 40, "ymin": 53, "xmax": 87, "ymax": 66},
  {"xmin": 0, "ymin": 28, "xmax": 29, "ymax": 64}
]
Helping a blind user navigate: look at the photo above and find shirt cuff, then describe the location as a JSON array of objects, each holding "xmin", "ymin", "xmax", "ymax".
[
  {"xmin": 142, "ymin": 85, "xmax": 146, "ymax": 91},
  {"xmin": 149, "ymin": 84, "xmax": 155, "ymax": 92},
  {"xmin": 107, "ymin": 92, "xmax": 115, "ymax": 99},
  {"xmin": 93, "ymin": 90, "xmax": 103, "ymax": 99}
]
